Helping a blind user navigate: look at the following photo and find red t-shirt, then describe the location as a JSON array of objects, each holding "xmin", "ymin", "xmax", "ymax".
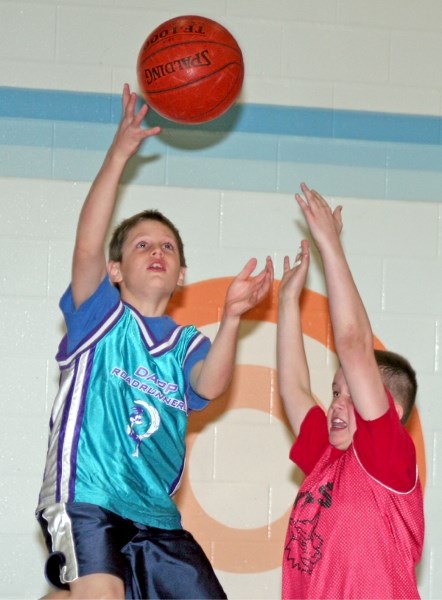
[{"xmin": 282, "ymin": 392, "xmax": 424, "ymax": 599}]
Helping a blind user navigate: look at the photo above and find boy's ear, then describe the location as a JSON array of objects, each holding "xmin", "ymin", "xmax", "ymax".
[
  {"xmin": 394, "ymin": 401, "xmax": 404, "ymax": 422},
  {"xmin": 108, "ymin": 261, "xmax": 123, "ymax": 284},
  {"xmin": 177, "ymin": 267, "xmax": 186, "ymax": 287}
]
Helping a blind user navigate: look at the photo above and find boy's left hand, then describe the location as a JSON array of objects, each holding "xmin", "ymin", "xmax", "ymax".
[
  {"xmin": 295, "ymin": 182, "xmax": 343, "ymax": 252},
  {"xmin": 224, "ymin": 256, "xmax": 274, "ymax": 318}
]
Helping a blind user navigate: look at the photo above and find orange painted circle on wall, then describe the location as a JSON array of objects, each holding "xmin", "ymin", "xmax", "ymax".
[{"xmin": 167, "ymin": 278, "xmax": 426, "ymax": 573}]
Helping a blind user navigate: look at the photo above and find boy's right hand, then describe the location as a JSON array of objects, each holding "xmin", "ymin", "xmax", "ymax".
[
  {"xmin": 110, "ymin": 83, "xmax": 161, "ymax": 162},
  {"xmin": 223, "ymin": 256, "xmax": 274, "ymax": 319}
]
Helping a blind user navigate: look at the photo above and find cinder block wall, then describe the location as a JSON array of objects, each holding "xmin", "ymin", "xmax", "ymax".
[{"xmin": 1, "ymin": 1, "xmax": 442, "ymax": 598}]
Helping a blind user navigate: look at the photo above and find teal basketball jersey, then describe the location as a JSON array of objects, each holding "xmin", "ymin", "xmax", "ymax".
[{"xmin": 38, "ymin": 301, "xmax": 208, "ymax": 529}]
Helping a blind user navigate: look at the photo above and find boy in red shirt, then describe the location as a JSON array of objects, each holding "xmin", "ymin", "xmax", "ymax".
[{"xmin": 277, "ymin": 184, "xmax": 424, "ymax": 599}]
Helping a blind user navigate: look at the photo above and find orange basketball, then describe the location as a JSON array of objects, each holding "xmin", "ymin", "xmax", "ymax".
[{"xmin": 136, "ymin": 15, "xmax": 244, "ymax": 124}]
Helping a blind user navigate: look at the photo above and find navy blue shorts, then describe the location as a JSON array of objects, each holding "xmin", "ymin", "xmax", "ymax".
[{"xmin": 38, "ymin": 502, "xmax": 227, "ymax": 599}]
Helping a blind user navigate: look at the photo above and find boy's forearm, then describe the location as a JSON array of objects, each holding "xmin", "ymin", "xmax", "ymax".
[
  {"xmin": 277, "ymin": 298, "xmax": 315, "ymax": 435},
  {"xmin": 191, "ymin": 314, "xmax": 241, "ymax": 400},
  {"xmin": 71, "ymin": 149, "xmax": 129, "ymax": 306},
  {"xmin": 321, "ymin": 241, "xmax": 373, "ymax": 357},
  {"xmin": 277, "ymin": 300, "xmax": 311, "ymax": 397},
  {"xmin": 75, "ymin": 150, "xmax": 127, "ymax": 254}
]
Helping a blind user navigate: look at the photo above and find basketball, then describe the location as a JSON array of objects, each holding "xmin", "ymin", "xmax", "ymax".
[{"xmin": 136, "ymin": 15, "xmax": 244, "ymax": 124}]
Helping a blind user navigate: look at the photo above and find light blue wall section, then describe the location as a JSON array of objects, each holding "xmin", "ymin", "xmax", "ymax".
[{"xmin": 2, "ymin": 86, "xmax": 442, "ymax": 202}]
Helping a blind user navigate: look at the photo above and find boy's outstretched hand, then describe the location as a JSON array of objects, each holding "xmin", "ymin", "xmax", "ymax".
[
  {"xmin": 110, "ymin": 83, "xmax": 161, "ymax": 161},
  {"xmin": 295, "ymin": 183, "xmax": 343, "ymax": 252},
  {"xmin": 224, "ymin": 256, "xmax": 274, "ymax": 318},
  {"xmin": 279, "ymin": 239, "xmax": 310, "ymax": 304},
  {"xmin": 190, "ymin": 256, "xmax": 273, "ymax": 400}
]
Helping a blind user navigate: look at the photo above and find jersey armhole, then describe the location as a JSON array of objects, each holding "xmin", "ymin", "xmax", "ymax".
[{"xmin": 354, "ymin": 391, "xmax": 417, "ymax": 492}]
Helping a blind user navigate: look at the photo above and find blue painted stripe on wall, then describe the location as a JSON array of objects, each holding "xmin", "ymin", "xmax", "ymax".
[{"xmin": 1, "ymin": 86, "xmax": 442, "ymax": 145}]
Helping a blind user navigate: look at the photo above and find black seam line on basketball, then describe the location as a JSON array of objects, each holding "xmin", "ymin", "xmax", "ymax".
[
  {"xmin": 151, "ymin": 87, "xmax": 239, "ymax": 122},
  {"xmin": 186, "ymin": 89, "xmax": 239, "ymax": 119},
  {"xmin": 139, "ymin": 40, "xmax": 242, "ymax": 63},
  {"xmin": 143, "ymin": 62, "xmax": 242, "ymax": 95},
  {"xmin": 189, "ymin": 79, "xmax": 240, "ymax": 117}
]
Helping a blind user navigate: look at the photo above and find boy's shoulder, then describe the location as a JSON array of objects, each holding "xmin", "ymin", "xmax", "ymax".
[
  {"xmin": 59, "ymin": 277, "xmax": 120, "ymax": 352},
  {"xmin": 61, "ymin": 276, "xmax": 118, "ymax": 316}
]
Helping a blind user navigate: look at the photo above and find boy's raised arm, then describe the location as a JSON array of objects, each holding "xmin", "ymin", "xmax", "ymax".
[
  {"xmin": 190, "ymin": 257, "xmax": 274, "ymax": 400},
  {"xmin": 71, "ymin": 84, "xmax": 161, "ymax": 308},
  {"xmin": 277, "ymin": 241, "xmax": 316, "ymax": 436},
  {"xmin": 295, "ymin": 183, "xmax": 388, "ymax": 421}
]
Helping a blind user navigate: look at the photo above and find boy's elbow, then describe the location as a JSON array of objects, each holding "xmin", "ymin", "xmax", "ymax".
[
  {"xmin": 194, "ymin": 378, "xmax": 231, "ymax": 402},
  {"xmin": 190, "ymin": 358, "xmax": 235, "ymax": 401},
  {"xmin": 334, "ymin": 327, "xmax": 374, "ymax": 358}
]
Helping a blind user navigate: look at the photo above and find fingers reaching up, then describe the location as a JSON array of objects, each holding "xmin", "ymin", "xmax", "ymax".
[
  {"xmin": 224, "ymin": 256, "xmax": 274, "ymax": 318},
  {"xmin": 111, "ymin": 84, "xmax": 161, "ymax": 160},
  {"xmin": 279, "ymin": 240, "xmax": 310, "ymax": 304},
  {"xmin": 295, "ymin": 183, "xmax": 343, "ymax": 248}
]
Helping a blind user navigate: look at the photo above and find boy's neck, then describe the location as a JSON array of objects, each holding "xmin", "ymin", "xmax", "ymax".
[{"xmin": 120, "ymin": 289, "xmax": 170, "ymax": 318}]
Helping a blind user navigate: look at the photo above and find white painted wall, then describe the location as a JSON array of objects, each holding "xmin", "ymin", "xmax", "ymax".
[{"xmin": 1, "ymin": 1, "xmax": 441, "ymax": 598}]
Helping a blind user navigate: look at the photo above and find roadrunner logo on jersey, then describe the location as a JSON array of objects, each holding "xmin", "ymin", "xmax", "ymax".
[{"xmin": 127, "ymin": 400, "xmax": 161, "ymax": 457}]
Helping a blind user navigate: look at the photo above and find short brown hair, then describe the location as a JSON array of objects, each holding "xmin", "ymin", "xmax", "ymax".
[
  {"xmin": 374, "ymin": 349, "xmax": 417, "ymax": 424},
  {"xmin": 108, "ymin": 209, "xmax": 186, "ymax": 267}
]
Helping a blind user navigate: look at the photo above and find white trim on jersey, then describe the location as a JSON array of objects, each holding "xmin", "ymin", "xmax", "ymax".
[
  {"xmin": 352, "ymin": 444, "xmax": 419, "ymax": 495},
  {"xmin": 41, "ymin": 503, "xmax": 79, "ymax": 584},
  {"xmin": 58, "ymin": 350, "xmax": 92, "ymax": 501}
]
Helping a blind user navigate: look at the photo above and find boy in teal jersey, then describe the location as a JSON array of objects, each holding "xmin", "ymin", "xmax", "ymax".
[{"xmin": 37, "ymin": 83, "xmax": 274, "ymax": 599}]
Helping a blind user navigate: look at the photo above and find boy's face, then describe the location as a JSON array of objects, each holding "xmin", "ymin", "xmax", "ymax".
[
  {"xmin": 109, "ymin": 219, "xmax": 185, "ymax": 301},
  {"xmin": 327, "ymin": 367, "xmax": 357, "ymax": 450}
]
